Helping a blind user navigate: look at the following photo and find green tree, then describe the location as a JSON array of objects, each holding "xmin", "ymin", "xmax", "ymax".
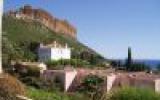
[
  {"xmin": 157, "ymin": 64, "xmax": 160, "ymax": 71},
  {"xmin": 79, "ymin": 75, "xmax": 104, "ymax": 99},
  {"xmin": 129, "ymin": 63, "xmax": 149, "ymax": 72},
  {"xmin": 126, "ymin": 47, "xmax": 132, "ymax": 70}
]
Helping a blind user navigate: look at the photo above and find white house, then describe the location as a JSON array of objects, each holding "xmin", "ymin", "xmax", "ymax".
[{"xmin": 38, "ymin": 41, "xmax": 71, "ymax": 62}]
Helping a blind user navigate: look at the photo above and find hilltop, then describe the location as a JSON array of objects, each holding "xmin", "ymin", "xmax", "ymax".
[
  {"xmin": 8, "ymin": 5, "xmax": 76, "ymax": 38},
  {"xmin": 2, "ymin": 15, "xmax": 107, "ymax": 67}
]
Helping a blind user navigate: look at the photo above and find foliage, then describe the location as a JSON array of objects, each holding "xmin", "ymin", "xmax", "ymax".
[
  {"xmin": 157, "ymin": 64, "xmax": 160, "ymax": 71},
  {"xmin": 106, "ymin": 87, "xmax": 160, "ymax": 100},
  {"xmin": 97, "ymin": 62, "xmax": 110, "ymax": 68},
  {"xmin": 124, "ymin": 47, "xmax": 149, "ymax": 72},
  {"xmin": 14, "ymin": 63, "xmax": 40, "ymax": 77},
  {"xmin": 46, "ymin": 59, "xmax": 90, "ymax": 69},
  {"xmin": 27, "ymin": 87, "xmax": 89, "ymax": 100},
  {"xmin": 0, "ymin": 73, "xmax": 26, "ymax": 100},
  {"xmin": 127, "ymin": 63, "xmax": 150, "ymax": 72},
  {"xmin": 15, "ymin": 69, "xmax": 63, "ymax": 91},
  {"xmin": 79, "ymin": 75, "xmax": 104, "ymax": 95},
  {"xmin": 125, "ymin": 47, "xmax": 132, "ymax": 70},
  {"xmin": 13, "ymin": 62, "xmax": 65, "ymax": 91}
]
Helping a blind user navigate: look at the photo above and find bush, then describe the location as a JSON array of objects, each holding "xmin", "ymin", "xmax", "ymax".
[
  {"xmin": 78, "ymin": 75, "xmax": 105, "ymax": 100},
  {"xmin": 0, "ymin": 73, "xmax": 26, "ymax": 100},
  {"xmin": 27, "ymin": 66, "xmax": 40, "ymax": 77},
  {"xmin": 106, "ymin": 87, "xmax": 160, "ymax": 100},
  {"xmin": 128, "ymin": 63, "xmax": 150, "ymax": 72},
  {"xmin": 79, "ymin": 75, "xmax": 104, "ymax": 95},
  {"xmin": 46, "ymin": 59, "xmax": 90, "ymax": 69},
  {"xmin": 157, "ymin": 64, "xmax": 160, "ymax": 71},
  {"xmin": 27, "ymin": 87, "xmax": 89, "ymax": 100},
  {"xmin": 20, "ymin": 75, "xmax": 63, "ymax": 92},
  {"xmin": 20, "ymin": 77, "xmax": 43, "ymax": 89},
  {"xmin": 14, "ymin": 63, "xmax": 40, "ymax": 77}
]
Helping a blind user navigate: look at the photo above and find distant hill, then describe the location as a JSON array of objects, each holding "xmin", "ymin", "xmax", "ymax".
[{"xmin": 2, "ymin": 15, "xmax": 107, "ymax": 67}]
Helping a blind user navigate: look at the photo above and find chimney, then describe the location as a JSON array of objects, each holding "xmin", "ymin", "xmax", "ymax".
[
  {"xmin": 54, "ymin": 41, "xmax": 57, "ymax": 48},
  {"xmin": 65, "ymin": 43, "xmax": 68, "ymax": 48}
]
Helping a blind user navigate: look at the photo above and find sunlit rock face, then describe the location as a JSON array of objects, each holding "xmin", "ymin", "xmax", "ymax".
[{"xmin": 7, "ymin": 5, "xmax": 77, "ymax": 39}]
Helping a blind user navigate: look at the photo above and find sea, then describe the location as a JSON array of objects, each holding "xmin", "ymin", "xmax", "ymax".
[
  {"xmin": 117, "ymin": 59, "xmax": 160, "ymax": 70},
  {"xmin": 134, "ymin": 59, "xmax": 160, "ymax": 70}
]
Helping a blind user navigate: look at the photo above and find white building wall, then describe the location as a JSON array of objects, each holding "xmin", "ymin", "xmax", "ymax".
[
  {"xmin": 51, "ymin": 48, "xmax": 71, "ymax": 60},
  {"xmin": 51, "ymin": 48, "xmax": 61, "ymax": 60},
  {"xmin": 38, "ymin": 46, "xmax": 71, "ymax": 62},
  {"xmin": 62, "ymin": 48, "xmax": 71, "ymax": 59},
  {"xmin": 64, "ymin": 70, "xmax": 77, "ymax": 91}
]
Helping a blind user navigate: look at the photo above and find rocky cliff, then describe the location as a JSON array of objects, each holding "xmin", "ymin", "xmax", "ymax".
[{"xmin": 7, "ymin": 5, "xmax": 77, "ymax": 38}]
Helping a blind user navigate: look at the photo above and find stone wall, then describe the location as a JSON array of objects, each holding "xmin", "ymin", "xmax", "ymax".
[{"xmin": 8, "ymin": 5, "xmax": 77, "ymax": 38}]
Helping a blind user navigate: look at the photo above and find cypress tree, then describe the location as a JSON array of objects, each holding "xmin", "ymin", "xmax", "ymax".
[{"xmin": 126, "ymin": 47, "xmax": 132, "ymax": 70}]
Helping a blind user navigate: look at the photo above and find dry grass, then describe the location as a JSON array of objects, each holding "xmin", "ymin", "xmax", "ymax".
[{"xmin": 0, "ymin": 73, "xmax": 26, "ymax": 100}]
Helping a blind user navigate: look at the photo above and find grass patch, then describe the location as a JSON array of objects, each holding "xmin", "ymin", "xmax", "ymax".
[
  {"xmin": 27, "ymin": 87, "xmax": 89, "ymax": 100},
  {"xmin": 107, "ymin": 87, "xmax": 160, "ymax": 100}
]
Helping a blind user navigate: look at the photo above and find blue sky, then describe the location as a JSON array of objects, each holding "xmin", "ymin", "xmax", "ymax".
[{"xmin": 4, "ymin": 0, "xmax": 160, "ymax": 59}]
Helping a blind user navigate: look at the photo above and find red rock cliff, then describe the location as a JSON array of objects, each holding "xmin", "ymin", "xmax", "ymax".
[{"xmin": 8, "ymin": 5, "xmax": 77, "ymax": 39}]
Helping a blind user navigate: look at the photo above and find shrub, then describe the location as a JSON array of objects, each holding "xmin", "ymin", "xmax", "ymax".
[
  {"xmin": 14, "ymin": 63, "xmax": 40, "ymax": 77},
  {"xmin": 46, "ymin": 59, "xmax": 90, "ymax": 69},
  {"xmin": 157, "ymin": 64, "xmax": 160, "ymax": 71},
  {"xmin": 128, "ymin": 63, "xmax": 150, "ymax": 72},
  {"xmin": 0, "ymin": 73, "xmax": 26, "ymax": 100},
  {"xmin": 20, "ymin": 76, "xmax": 63, "ymax": 92},
  {"xmin": 20, "ymin": 77, "xmax": 43, "ymax": 89},
  {"xmin": 27, "ymin": 87, "xmax": 89, "ymax": 100},
  {"xmin": 106, "ymin": 87, "xmax": 160, "ymax": 100},
  {"xmin": 78, "ymin": 75, "xmax": 105, "ymax": 100},
  {"xmin": 27, "ymin": 66, "xmax": 40, "ymax": 77},
  {"xmin": 79, "ymin": 74, "xmax": 104, "ymax": 96}
]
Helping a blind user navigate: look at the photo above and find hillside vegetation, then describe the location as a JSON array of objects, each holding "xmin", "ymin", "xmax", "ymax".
[{"xmin": 2, "ymin": 15, "xmax": 106, "ymax": 67}]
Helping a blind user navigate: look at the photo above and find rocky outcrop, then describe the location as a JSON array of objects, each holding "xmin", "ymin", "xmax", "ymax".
[{"xmin": 8, "ymin": 5, "xmax": 77, "ymax": 38}]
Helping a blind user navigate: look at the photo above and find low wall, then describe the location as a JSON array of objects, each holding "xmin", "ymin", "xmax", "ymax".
[
  {"xmin": 42, "ymin": 70, "xmax": 65, "ymax": 90},
  {"xmin": 42, "ymin": 69, "xmax": 160, "ymax": 93},
  {"xmin": 64, "ymin": 70, "xmax": 77, "ymax": 91},
  {"xmin": 42, "ymin": 69, "xmax": 77, "ymax": 91},
  {"xmin": 106, "ymin": 74, "xmax": 116, "ymax": 92},
  {"xmin": 130, "ymin": 78, "xmax": 155, "ymax": 90},
  {"xmin": 155, "ymin": 79, "xmax": 160, "ymax": 93}
]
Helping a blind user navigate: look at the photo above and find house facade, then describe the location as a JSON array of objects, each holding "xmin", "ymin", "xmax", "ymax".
[{"xmin": 38, "ymin": 41, "xmax": 71, "ymax": 62}]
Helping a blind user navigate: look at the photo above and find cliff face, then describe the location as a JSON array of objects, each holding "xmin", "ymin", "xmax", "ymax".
[{"xmin": 8, "ymin": 5, "xmax": 77, "ymax": 38}]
